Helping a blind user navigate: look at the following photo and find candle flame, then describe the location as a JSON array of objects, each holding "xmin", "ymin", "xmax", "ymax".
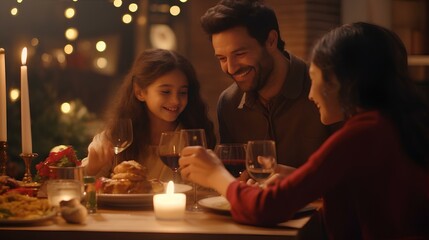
[
  {"xmin": 166, "ymin": 180, "xmax": 174, "ymax": 194},
  {"xmin": 21, "ymin": 47, "xmax": 27, "ymax": 65}
]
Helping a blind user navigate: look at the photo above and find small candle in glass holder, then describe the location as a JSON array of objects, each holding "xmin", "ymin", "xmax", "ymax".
[
  {"xmin": 47, "ymin": 179, "xmax": 82, "ymax": 207},
  {"xmin": 153, "ymin": 181, "xmax": 186, "ymax": 220}
]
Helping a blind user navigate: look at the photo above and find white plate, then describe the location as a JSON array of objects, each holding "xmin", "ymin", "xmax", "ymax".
[
  {"xmin": 198, "ymin": 196, "xmax": 317, "ymax": 215},
  {"xmin": 0, "ymin": 210, "xmax": 57, "ymax": 225},
  {"xmin": 198, "ymin": 196, "xmax": 230, "ymax": 213},
  {"xmin": 98, "ymin": 183, "xmax": 192, "ymax": 207}
]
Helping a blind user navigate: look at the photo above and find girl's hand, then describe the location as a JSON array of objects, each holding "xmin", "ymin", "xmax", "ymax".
[{"xmin": 86, "ymin": 133, "xmax": 114, "ymax": 176}]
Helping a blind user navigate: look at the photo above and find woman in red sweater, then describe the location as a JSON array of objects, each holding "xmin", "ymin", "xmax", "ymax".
[{"xmin": 179, "ymin": 22, "xmax": 429, "ymax": 239}]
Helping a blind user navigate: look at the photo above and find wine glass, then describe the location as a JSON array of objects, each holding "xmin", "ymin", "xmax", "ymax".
[
  {"xmin": 105, "ymin": 118, "xmax": 133, "ymax": 168},
  {"xmin": 246, "ymin": 140, "xmax": 277, "ymax": 185},
  {"xmin": 180, "ymin": 129, "xmax": 207, "ymax": 212},
  {"xmin": 158, "ymin": 131, "xmax": 181, "ymax": 182},
  {"xmin": 214, "ymin": 144, "xmax": 247, "ymax": 178}
]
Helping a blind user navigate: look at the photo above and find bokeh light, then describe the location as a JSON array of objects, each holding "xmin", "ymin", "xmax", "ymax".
[
  {"xmin": 170, "ymin": 6, "xmax": 180, "ymax": 16},
  {"xmin": 65, "ymin": 28, "xmax": 79, "ymax": 41},
  {"xmin": 122, "ymin": 14, "xmax": 132, "ymax": 24},
  {"xmin": 96, "ymin": 41, "xmax": 107, "ymax": 52},
  {"xmin": 96, "ymin": 57, "xmax": 108, "ymax": 69},
  {"xmin": 11, "ymin": 8, "xmax": 18, "ymax": 16},
  {"xmin": 61, "ymin": 102, "xmax": 71, "ymax": 114},
  {"xmin": 113, "ymin": 0, "xmax": 122, "ymax": 8},
  {"xmin": 129, "ymin": 3, "xmax": 138, "ymax": 12},
  {"xmin": 65, "ymin": 8, "xmax": 75, "ymax": 19},
  {"xmin": 64, "ymin": 44, "xmax": 74, "ymax": 54},
  {"xmin": 10, "ymin": 89, "xmax": 19, "ymax": 102}
]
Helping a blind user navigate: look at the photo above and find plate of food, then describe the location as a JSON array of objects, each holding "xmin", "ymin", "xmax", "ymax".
[
  {"xmin": 98, "ymin": 183, "xmax": 192, "ymax": 207},
  {"xmin": 0, "ymin": 193, "xmax": 57, "ymax": 225},
  {"xmin": 97, "ymin": 161, "xmax": 192, "ymax": 207}
]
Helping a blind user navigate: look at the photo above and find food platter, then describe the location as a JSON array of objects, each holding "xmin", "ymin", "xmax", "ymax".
[
  {"xmin": 98, "ymin": 183, "xmax": 192, "ymax": 207},
  {"xmin": 0, "ymin": 210, "xmax": 57, "ymax": 225}
]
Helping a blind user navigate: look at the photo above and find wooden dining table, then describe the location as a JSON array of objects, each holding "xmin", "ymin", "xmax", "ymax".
[{"xmin": 0, "ymin": 200, "xmax": 323, "ymax": 240}]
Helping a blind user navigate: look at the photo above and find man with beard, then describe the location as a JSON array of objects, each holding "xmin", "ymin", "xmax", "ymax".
[{"xmin": 201, "ymin": 0, "xmax": 338, "ymax": 168}]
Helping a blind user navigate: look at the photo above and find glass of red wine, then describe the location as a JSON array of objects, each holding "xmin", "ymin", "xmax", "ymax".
[
  {"xmin": 158, "ymin": 131, "xmax": 181, "ymax": 182},
  {"xmin": 214, "ymin": 144, "xmax": 247, "ymax": 178}
]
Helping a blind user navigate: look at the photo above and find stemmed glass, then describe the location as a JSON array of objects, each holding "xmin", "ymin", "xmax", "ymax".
[
  {"xmin": 246, "ymin": 140, "xmax": 277, "ymax": 185},
  {"xmin": 105, "ymin": 118, "xmax": 133, "ymax": 168},
  {"xmin": 180, "ymin": 129, "xmax": 207, "ymax": 212},
  {"xmin": 214, "ymin": 144, "xmax": 247, "ymax": 178},
  {"xmin": 158, "ymin": 131, "xmax": 181, "ymax": 182}
]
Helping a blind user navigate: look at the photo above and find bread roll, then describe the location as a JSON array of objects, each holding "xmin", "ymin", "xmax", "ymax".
[
  {"xmin": 113, "ymin": 160, "xmax": 147, "ymax": 176},
  {"xmin": 99, "ymin": 160, "xmax": 163, "ymax": 194}
]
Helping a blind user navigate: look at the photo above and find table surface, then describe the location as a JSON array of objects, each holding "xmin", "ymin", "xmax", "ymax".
[{"xmin": 0, "ymin": 203, "xmax": 320, "ymax": 240}]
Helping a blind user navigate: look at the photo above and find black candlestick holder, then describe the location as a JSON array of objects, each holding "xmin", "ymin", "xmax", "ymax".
[
  {"xmin": 20, "ymin": 153, "xmax": 38, "ymax": 184},
  {"xmin": 0, "ymin": 141, "xmax": 7, "ymax": 176}
]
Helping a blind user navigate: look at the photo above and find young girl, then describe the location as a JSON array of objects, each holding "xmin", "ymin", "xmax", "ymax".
[
  {"xmin": 179, "ymin": 22, "xmax": 429, "ymax": 239},
  {"xmin": 83, "ymin": 49, "xmax": 216, "ymax": 181}
]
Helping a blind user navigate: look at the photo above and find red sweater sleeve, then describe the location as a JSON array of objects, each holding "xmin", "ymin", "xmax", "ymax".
[{"xmin": 226, "ymin": 111, "xmax": 387, "ymax": 226}]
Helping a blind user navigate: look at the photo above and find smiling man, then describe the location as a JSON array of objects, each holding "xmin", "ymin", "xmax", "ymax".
[{"xmin": 201, "ymin": 0, "xmax": 337, "ymax": 167}]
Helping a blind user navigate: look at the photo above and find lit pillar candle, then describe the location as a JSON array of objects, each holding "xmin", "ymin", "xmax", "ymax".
[
  {"xmin": 21, "ymin": 47, "xmax": 32, "ymax": 154},
  {"xmin": 153, "ymin": 181, "xmax": 186, "ymax": 220},
  {"xmin": 0, "ymin": 48, "xmax": 6, "ymax": 141}
]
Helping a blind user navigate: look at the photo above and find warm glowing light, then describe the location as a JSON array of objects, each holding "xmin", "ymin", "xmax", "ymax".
[
  {"xmin": 17, "ymin": 0, "xmax": 23, "ymax": 3},
  {"xmin": 31, "ymin": 38, "xmax": 39, "ymax": 47},
  {"xmin": 56, "ymin": 52, "xmax": 66, "ymax": 64},
  {"xmin": 122, "ymin": 14, "xmax": 132, "ymax": 24},
  {"xmin": 170, "ymin": 6, "xmax": 180, "ymax": 16},
  {"xmin": 11, "ymin": 8, "xmax": 18, "ymax": 15},
  {"xmin": 129, "ymin": 3, "xmax": 138, "ymax": 12},
  {"xmin": 180, "ymin": 0, "xmax": 187, "ymax": 2},
  {"xmin": 10, "ymin": 89, "xmax": 19, "ymax": 102},
  {"xmin": 65, "ymin": 8, "xmax": 75, "ymax": 19},
  {"xmin": 137, "ymin": 16, "xmax": 147, "ymax": 25},
  {"xmin": 61, "ymin": 102, "xmax": 71, "ymax": 114},
  {"xmin": 21, "ymin": 47, "xmax": 27, "ymax": 65},
  {"xmin": 113, "ymin": 0, "xmax": 122, "ymax": 8},
  {"xmin": 65, "ymin": 28, "xmax": 79, "ymax": 41},
  {"xmin": 41, "ymin": 53, "xmax": 53, "ymax": 67},
  {"xmin": 96, "ymin": 57, "xmax": 108, "ymax": 69},
  {"xmin": 96, "ymin": 41, "xmax": 106, "ymax": 52},
  {"xmin": 64, "ymin": 44, "xmax": 74, "ymax": 55}
]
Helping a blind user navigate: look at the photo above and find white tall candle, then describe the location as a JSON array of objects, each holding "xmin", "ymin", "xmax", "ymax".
[
  {"xmin": 21, "ymin": 47, "xmax": 32, "ymax": 154},
  {"xmin": 0, "ymin": 48, "xmax": 6, "ymax": 141}
]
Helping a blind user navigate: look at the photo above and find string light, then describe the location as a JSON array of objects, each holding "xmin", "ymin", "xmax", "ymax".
[
  {"xmin": 113, "ymin": 0, "xmax": 122, "ymax": 8},
  {"xmin": 122, "ymin": 14, "xmax": 132, "ymax": 24},
  {"xmin": 129, "ymin": 3, "xmax": 138, "ymax": 12},
  {"xmin": 64, "ymin": 44, "xmax": 74, "ymax": 55},
  {"xmin": 11, "ymin": 8, "xmax": 18, "ymax": 16},
  {"xmin": 96, "ymin": 41, "xmax": 107, "ymax": 52},
  {"xmin": 65, "ymin": 8, "xmax": 75, "ymax": 19},
  {"xmin": 10, "ymin": 89, "xmax": 20, "ymax": 102},
  {"xmin": 65, "ymin": 28, "xmax": 79, "ymax": 41},
  {"xmin": 170, "ymin": 6, "xmax": 180, "ymax": 16}
]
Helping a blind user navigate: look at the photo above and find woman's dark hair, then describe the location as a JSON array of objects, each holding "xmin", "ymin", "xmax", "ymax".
[
  {"xmin": 200, "ymin": 0, "xmax": 285, "ymax": 51},
  {"xmin": 105, "ymin": 49, "xmax": 216, "ymax": 160},
  {"xmin": 311, "ymin": 22, "xmax": 429, "ymax": 168}
]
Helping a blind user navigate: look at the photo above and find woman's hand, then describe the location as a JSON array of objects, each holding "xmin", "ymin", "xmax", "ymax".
[
  {"xmin": 179, "ymin": 146, "xmax": 236, "ymax": 196},
  {"xmin": 86, "ymin": 133, "xmax": 114, "ymax": 176},
  {"xmin": 239, "ymin": 164, "xmax": 296, "ymax": 185}
]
